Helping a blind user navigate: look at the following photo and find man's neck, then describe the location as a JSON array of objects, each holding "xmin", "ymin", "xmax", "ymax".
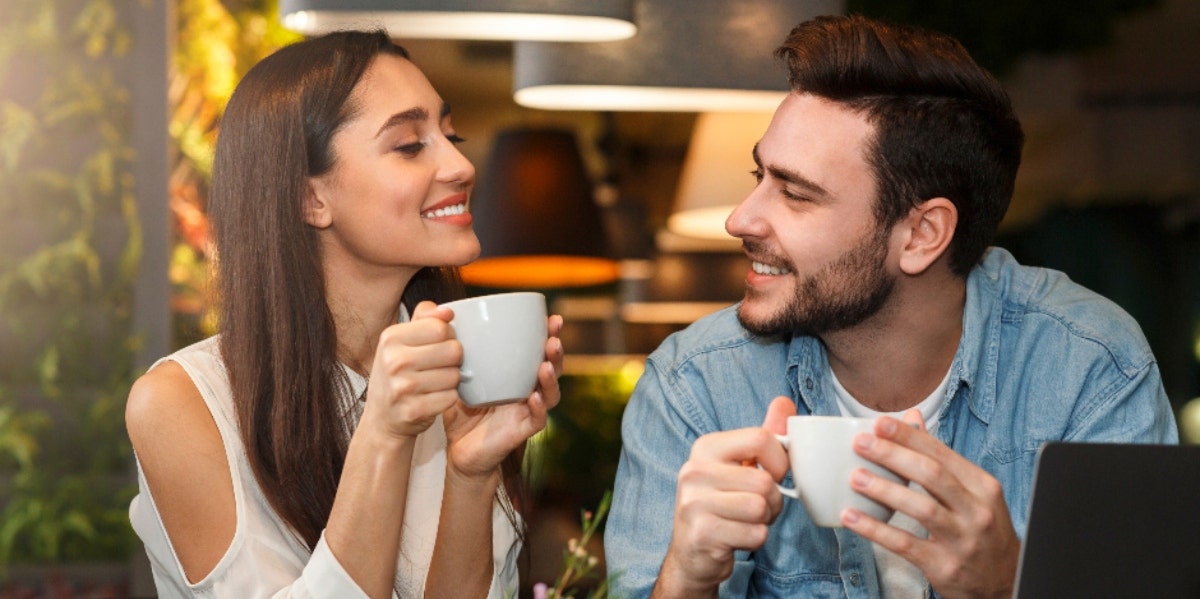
[{"xmin": 821, "ymin": 275, "xmax": 966, "ymax": 413}]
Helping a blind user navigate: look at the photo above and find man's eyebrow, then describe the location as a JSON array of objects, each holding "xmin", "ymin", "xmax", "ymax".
[
  {"xmin": 374, "ymin": 107, "xmax": 429, "ymax": 139},
  {"xmin": 752, "ymin": 143, "xmax": 831, "ymax": 198}
]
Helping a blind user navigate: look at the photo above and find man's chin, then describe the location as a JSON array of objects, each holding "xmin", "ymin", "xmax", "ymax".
[{"xmin": 736, "ymin": 300, "xmax": 791, "ymax": 338}]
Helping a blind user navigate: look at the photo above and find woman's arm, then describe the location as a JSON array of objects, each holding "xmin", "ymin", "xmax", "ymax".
[
  {"xmin": 424, "ymin": 467, "xmax": 502, "ymax": 598},
  {"xmin": 127, "ymin": 360, "xmax": 419, "ymax": 599},
  {"xmin": 127, "ymin": 361, "xmax": 237, "ymax": 584},
  {"xmin": 427, "ymin": 315, "xmax": 564, "ymax": 597},
  {"xmin": 324, "ymin": 424, "xmax": 417, "ymax": 598},
  {"xmin": 330, "ymin": 301, "xmax": 472, "ymax": 598},
  {"xmin": 129, "ymin": 302, "xmax": 466, "ymax": 598}
]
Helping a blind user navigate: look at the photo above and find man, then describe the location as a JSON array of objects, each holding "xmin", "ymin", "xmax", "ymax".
[{"xmin": 604, "ymin": 14, "xmax": 1178, "ymax": 599}]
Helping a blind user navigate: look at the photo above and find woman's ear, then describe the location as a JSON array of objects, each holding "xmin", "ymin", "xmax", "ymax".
[
  {"xmin": 303, "ymin": 179, "xmax": 333, "ymax": 229},
  {"xmin": 897, "ymin": 197, "xmax": 956, "ymax": 276}
]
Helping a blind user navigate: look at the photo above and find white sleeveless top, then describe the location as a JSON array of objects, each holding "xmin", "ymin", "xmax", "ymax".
[{"xmin": 129, "ymin": 336, "xmax": 521, "ymax": 598}]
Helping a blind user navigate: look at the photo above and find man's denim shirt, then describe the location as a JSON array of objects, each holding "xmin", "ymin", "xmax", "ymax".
[{"xmin": 605, "ymin": 248, "xmax": 1178, "ymax": 599}]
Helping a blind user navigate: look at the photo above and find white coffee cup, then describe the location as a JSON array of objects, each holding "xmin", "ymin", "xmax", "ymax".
[
  {"xmin": 775, "ymin": 415, "xmax": 907, "ymax": 527},
  {"xmin": 442, "ymin": 292, "xmax": 548, "ymax": 407}
]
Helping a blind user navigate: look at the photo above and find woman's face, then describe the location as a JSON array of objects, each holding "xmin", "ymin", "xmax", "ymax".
[{"xmin": 307, "ymin": 53, "xmax": 480, "ymax": 277}]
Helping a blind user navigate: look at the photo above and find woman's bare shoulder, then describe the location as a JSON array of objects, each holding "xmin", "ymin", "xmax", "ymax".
[
  {"xmin": 126, "ymin": 361, "xmax": 203, "ymax": 439},
  {"xmin": 127, "ymin": 359, "xmax": 238, "ymax": 583}
]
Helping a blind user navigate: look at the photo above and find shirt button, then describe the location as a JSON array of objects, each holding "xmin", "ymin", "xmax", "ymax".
[
  {"xmin": 849, "ymin": 573, "xmax": 862, "ymax": 586},
  {"xmin": 805, "ymin": 378, "xmax": 814, "ymax": 390}
]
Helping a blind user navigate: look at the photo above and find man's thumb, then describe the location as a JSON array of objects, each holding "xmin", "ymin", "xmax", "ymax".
[{"xmin": 762, "ymin": 396, "xmax": 797, "ymax": 435}]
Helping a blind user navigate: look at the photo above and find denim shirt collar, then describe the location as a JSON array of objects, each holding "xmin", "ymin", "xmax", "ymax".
[{"xmin": 782, "ymin": 249, "xmax": 1010, "ymax": 429}]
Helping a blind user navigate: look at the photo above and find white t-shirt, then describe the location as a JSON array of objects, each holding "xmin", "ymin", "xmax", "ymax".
[
  {"xmin": 128, "ymin": 336, "xmax": 521, "ymax": 598},
  {"xmin": 830, "ymin": 365, "xmax": 950, "ymax": 599}
]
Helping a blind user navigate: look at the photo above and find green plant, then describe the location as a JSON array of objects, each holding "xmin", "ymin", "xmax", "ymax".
[
  {"xmin": 526, "ymin": 367, "xmax": 638, "ymax": 511},
  {"xmin": 520, "ymin": 366, "xmax": 636, "ymax": 599},
  {"xmin": 0, "ymin": 0, "xmax": 142, "ymax": 570},
  {"xmin": 168, "ymin": 0, "xmax": 299, "ymax": 346},
  {"xmin": 534, "ymin": 491, "xmax": 614, "ymax": 599}
]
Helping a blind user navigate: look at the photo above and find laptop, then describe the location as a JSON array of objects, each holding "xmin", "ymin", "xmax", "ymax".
[{"xmin": 1013, "ymin": 442, "xmax": 1200, "ymax": 599}]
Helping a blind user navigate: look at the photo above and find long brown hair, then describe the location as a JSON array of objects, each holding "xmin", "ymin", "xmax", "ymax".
[{"xmin": 210, "ymin": 30, "xmax": 524, "ymax": 550}]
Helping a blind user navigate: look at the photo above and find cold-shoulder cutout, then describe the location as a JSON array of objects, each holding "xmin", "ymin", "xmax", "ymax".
[{"xmin": 126, "ymin": 360, "xmax": 237, "ymax": 583}]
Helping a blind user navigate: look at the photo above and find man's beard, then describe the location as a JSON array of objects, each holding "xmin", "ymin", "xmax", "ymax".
[{"xmin": 737, "ymin": 224, "xmax": 895, "ymax": 337}]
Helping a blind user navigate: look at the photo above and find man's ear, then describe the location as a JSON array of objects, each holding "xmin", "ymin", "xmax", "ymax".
[
  {"xmin": 303, "ymin": 179, "xmax": 333, "ymax": 229},
  {"xmin": 897, "ymin": 197, "xmax": 956, "ymax": 276}
]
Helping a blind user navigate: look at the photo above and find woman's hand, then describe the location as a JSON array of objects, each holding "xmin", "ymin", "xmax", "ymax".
[
  {"xmin": 442, "ymin": 314, "xmax": 564, "ymax": 479},
  {"xmin": 360, "ymin": 301, "xmax": 465, "ymax": 441}
]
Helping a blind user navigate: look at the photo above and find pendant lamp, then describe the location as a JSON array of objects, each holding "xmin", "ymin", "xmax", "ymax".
[
  {"xmin": 667, "ymin": 112, "xmax": 775, "ymax": 243},
  {"xmin": 279, "ymin": 0, "xmax": 637, "ymax": 42},
  {"xmin": 513, "ymin": 0, "xmax": 844, "ymax": 112},
  {"xmin": 460, "ymin": 127, "xmax": 619, "ymax": 290}
]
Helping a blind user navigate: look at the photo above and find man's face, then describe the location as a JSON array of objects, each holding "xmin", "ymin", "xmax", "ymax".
[{"xmin": 726, "ymin": 92, "xmax": 897, "ymax": 337}]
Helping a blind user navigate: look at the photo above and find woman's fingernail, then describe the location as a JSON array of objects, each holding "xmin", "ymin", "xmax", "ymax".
[{"xmin": 842, "ymin": 509, "xmax": 860, "ymax": 524}]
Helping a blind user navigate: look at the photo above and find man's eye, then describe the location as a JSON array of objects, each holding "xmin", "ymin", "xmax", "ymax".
[{"xmin": 749, "ymin": 168, "xmax": 763, "ymax": 182}]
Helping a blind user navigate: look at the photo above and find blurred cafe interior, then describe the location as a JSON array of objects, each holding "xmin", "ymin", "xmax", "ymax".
[{"xmin": 0, "ymin": 0, "xmax": 1197, "ymax": 595}]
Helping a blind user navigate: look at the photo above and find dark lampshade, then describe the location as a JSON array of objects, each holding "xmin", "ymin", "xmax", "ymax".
[{"xmin": 461, "ymin": 127, "xmax": 619, "ymax": 289}]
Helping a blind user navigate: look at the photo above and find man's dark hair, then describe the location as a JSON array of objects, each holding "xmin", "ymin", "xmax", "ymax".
[{"xmin": 777, "ymin": 14, "xmax": 1025, "ymax": 276}]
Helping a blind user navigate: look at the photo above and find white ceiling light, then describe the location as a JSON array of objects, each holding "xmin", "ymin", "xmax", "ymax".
[
  {"xmin": 513, "ymin": 0, "xmax": 844, "ymax": 111},
  {"xmin": 279, "ymin": 0, "xmax": 637, "ymax": 42},
  {"xmin": 667, "ymin": 112, "xmax": 776, "ymax": 242}
]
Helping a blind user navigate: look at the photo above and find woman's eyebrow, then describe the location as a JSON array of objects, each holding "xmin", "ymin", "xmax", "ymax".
[{"xmin": 374, "ymin": 107, "xmax": 428, "ymax": 139}]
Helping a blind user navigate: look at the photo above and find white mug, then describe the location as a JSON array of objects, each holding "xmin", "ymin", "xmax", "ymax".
[
  {"xmin": 442, "ymin": 292, "xmax": 548, "ymax": 407},
  {"xmin": 776, "ymin": 415, "xmax": 907, "ymax": 527}
]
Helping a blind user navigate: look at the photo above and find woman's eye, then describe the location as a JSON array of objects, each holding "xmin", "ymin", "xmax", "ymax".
[
  {"xmin": 447, "ymin": 134, "xmax": 466, "ymax": 144},
  {"xmin": 395, "ymin": 142, "xmax": 424, "ymax": 156},
  {"xmin": 749, "ymin": 168, "xmax": 763, "ymax": 183}
]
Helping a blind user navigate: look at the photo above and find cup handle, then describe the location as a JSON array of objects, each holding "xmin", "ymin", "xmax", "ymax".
[
  {"xmin": 774, "ymin": 434, "xmax": 799, "ymax": 500},
  {"xmin": 460, "ymin": 368, "xmax": 474, "ymax": 382}
]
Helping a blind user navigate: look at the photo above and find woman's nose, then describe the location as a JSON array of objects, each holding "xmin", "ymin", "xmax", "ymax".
[{"xmin": 438, "ymin": 141, "xmax": 475, "ymax": 187}]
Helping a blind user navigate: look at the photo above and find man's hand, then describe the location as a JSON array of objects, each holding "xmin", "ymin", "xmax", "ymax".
[
  {"xmin": 842, "ymin": 409, "xmax": 1020, "ymax": 599},
  {"xmin": 652, "ymin": 396, "xmax": 796, "ymax": 598}
]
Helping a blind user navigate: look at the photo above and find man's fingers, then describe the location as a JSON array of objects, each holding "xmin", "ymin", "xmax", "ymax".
[
  {"xmin": 901, "ymin": 408, "xmax": 925, "ymax": 431},
  {"xmin": 689, "ymin": 428, "xmax": 790, "ymax": 479},
  {"xmin": 679, "ymin": 489, "xmax": 782, "ymax": 528},
  {"xmin": 848, "ymin": 467, "xmax": 945, "ymax": 530},
  {"xmin": 761, "ymin": 396, "xmax": 797, "ymax": 435},
  {"xmin": 679, "ymin": 460, "xmax": 781, "ymax": 498},
  {"xmin": 864, "ymin": 417, "xmax": 981, "ymax": 508},
  {"xmin": 841, "ymin": 506, "xmax": 934, "ymax": 566}
]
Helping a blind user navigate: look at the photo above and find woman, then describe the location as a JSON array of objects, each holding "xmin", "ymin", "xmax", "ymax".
[{"xmin": 125, "ymin": 30, "xmax": 563, "ymax": 598}]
